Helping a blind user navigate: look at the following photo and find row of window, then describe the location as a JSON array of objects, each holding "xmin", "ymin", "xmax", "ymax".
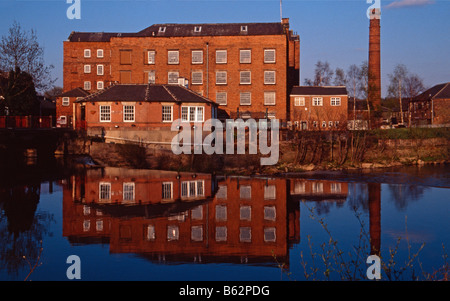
[
  {"xmin": 98, "ymin": 181, "xmax": 205, "ymax": 201},
  {"xmin": 83, "ymin": 48, "xmax": 277, "ymax": 65},
  {"xmin": 84, "ymin": 64, "xmax": 104, "ymax": 75},
  {"xmin": 294, "ymin": 120, "xmax": 341, "ymax": 128},
  {"xmin": 294, "ymin": 96, "xmax": 342, "ymax": 107},
  {"xmin": 147, "ymin": 224, "xmax": 277, "ymax": 243},
  {"xmin": 292, "ymin": 181, "xmax": 342, "ymax": 194},
  {"xmin": 215, "ymin": 184, "xmax": 276, "ymax": 200}
]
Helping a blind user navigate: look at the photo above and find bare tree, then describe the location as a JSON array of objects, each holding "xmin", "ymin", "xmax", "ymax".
[
  {"xmin": 346, "ymin": 64, "xmax": 361, "ymax": 128},
  {"xmin": 403, "ymin": 74, "xmax": 426, "ymax": 99},
  {"xmin": 334, "ymin": 67, "xmax": 347, "ymax": 86},
  {"xmin": 0, "ymin": 21, "xmax": 55, "ymax": 92},
  {"xmin": 387, "ymin": 64, "xmax": 408, "ymax": 124},
  {"xmin": 303, "ymin": 60, "xmax": 334, "ymax": 86}
]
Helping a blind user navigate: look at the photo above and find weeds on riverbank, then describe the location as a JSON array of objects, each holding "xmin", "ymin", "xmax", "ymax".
[{"xmin": 274, "ymin": 205, "xmax": 448, "ymax": 281}]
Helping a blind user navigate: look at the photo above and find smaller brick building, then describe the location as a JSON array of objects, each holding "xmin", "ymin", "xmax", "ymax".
[
  {"xmin": 75, "ymin": 83, "xmax": 218, "ymax": 144},
  {"xmin": 56, "ymin": 87, "xmax": 90, "ymax": 127},
  {"xmin": 409, "ymin": 82, "xmax": 450, "ymax": 126},
  {"xmin": 289, "ymin": 86, "xmax": 348, "ymax": 130}
]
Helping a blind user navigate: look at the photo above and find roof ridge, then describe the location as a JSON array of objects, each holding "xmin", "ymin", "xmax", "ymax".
[
  {"xmin": 176, "ymin": 84, "xmax": 214, "ymax": 103},
  {"xmin": 82, "ymin": 83, "xmax": 115, "ymax": 101},
  {"xmin": 162, "ymin": 85, "xmax": 180, "ymax": 102}
]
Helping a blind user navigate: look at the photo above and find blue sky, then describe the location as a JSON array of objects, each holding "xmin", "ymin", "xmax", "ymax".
[{"xmin": 0, "ymin": 0, "xmax": 449, "ymax": 96}]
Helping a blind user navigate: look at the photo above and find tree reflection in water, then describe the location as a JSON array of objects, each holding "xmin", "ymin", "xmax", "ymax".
[{"xmin": 0, "ymin": 184, "xmax": 54, "ymax": 278}]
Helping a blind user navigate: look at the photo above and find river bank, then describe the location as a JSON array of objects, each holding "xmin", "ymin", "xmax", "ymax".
[{"xmin": 56, "ymin": 129, "xmax": 449, "ymax": 176}]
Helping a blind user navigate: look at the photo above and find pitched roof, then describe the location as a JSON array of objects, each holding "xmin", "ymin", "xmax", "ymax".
[
  {"xmin": 290, "ymin": 86, "xmax": 348, "ymax": 96},
  {"xmin": 76, "ymin": 84, "xmax": 216, "ymax": 105},
  {"xmin": 67, "ymin": 22, "xmax": 288, "ymax": 42},
  {"xmin": 60, "ymin": 87, "xmax": 90, "ymax": 98},
  {"xmin": 413, "ymin": 82, "xmax": 450, "ymax": 101}
]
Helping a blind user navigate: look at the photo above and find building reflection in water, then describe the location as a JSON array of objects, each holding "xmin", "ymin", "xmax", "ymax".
[{"xmin": 62, "ymin": 168, "xmax": 382, "ymax": 267}]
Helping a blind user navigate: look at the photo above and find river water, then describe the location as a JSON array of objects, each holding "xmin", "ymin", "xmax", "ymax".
[{"xmin": 0, "ymin": 158, "xmax": 448, "ymax": 281}]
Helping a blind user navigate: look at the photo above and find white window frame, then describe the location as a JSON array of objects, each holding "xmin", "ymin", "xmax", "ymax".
[
  {"xmin": 97, "ymin": 64, "xmax": 104, "ymax": 76},
  {"xmin": 59, "ymin": 115, "xmax": 67, "ymax": 124},
  {"xmin": 84, "ymin": 65, "xmax": 91, "ymax": 74},
  {"xmin": 162, "ymin": 105, "xmax": 173, "ymax": 122},
  {"xmin": 123, "ymin": 182, "xmax": 135, "ymax": 202},
  {"xmin": 264, "ymin": 92, "xmax": 276, "ymax": 106},
  {"xmin": 322, "ymin": 121, "xmax": 327, "ymax": 128},
  {"xmin": 181, "ymin": 106, "xmax": 204, "ymax": 122},
  {"xmin": 264, "ymin": 49, "xmax": 276, "ymax": 63},
  {"xmin": 84, "ymin": 49, "xmax": 91, "ymax": 58},
  {"xmin": 123, "ymin": 105, "xmax": 135, "ymax": 122},
  {"xmin": 294, "ymin": 97, "xmax": 305, "ymax": 106},
  {"xmin": 240, "ymin": 49, "xmax": 251, "ymax": 64},
  {"xmin": 84, "ymin": 81, "xmax": 91, "ymax": 91},
  {"xmin": 264, "ymin": 70, "xmax": 276, "ymax": 85},
  {"xmin": 99, "ymin": 182, "xmax": 111, "ymax": 201},
  {"xmin": 99, "ymin": 105, "xmax": 111, "ymax": 122},
  {"xmin": 313, "ymin": 97, "xmax": 323, "ymax": 106},
  {"xmin": 97, "ymin": 81, "xmax": 104, "ymax": 90},
  {"xmin": 168, "ymin": 50, "xmax": 179, "ymax": 64},
  {"xmin": 216, "ymin": 92, "xmax": 227, "ymax": 105},
  {"xmin": 147, "ymin": 70, "xmax": 156, "ymax": 84},
  {"xmin": 331, "ymin": 97, "xmax": 341, "ymax": 106},
  {"xmin": 97, "ymin": 49, "xmax": 104, "ymax": 58},
  {"xmin": 62, "ymin": 97, "xmax": 70, "ymax": 106},
  {"xmin": 240, "ymin": 92, "xmax": 251, "ymax": 106},
  {"xmin": 191, "ymin": 71, "xmax": 203, "ymax": 85},
  {"xmin": 216, "ymin": 50, "xmax": 227, "ymax": 64},
  {"xmin": 216, "ymin": 71, "xmax": 227, "ymax": 85},
  {"xmin": 162, "ymin": 182, "xmax": 173, "ymax": 200},
  {"xmin": 191, "ymin": 50, "xmax": 203, "ymax": 64},
  {"xmin": 240, "ymin": 71, "xmax": 251, "ymax": 85},
  {"xmin": 168, "ymin": 71, "xmax": 179, "ymax": 84},
  {"xmin": 147, "ymin": 50, "xmax": 156, "ymax": 64}
]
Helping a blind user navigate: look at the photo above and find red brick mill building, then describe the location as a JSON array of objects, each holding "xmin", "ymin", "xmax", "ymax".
[{"xmin": 59, "ymin": 19, "xmax": 300, "ymax": 127}]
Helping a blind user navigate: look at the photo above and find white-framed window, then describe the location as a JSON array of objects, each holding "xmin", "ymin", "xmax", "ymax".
[
  {"xmin": 216, "ymin": 185, "xmax": 227, "ymax": 200},
  {"xmin": 264, "ymin": 92, "xmax": 276, "ymax": 106},
  {"xmin": 215, "ymin": 205, "xmax": 227, "ymax": 221},
  {"xmin": 147, "ymin": 70, "xmax": 156, "ymax": 84},
  {"xmin": 240, "ymin": 49, "xmax": 251, "ymax": 64},
  {"xmin": 84, "ymin": 81, "xmax": 91, "ymax": 91},
  {"xmin": 240, "ymin": 205, "xmax": 252, "ymax": 221},
  {"xmin": 97, "ymin": 49, "xmax": 104, "ymax": 58},
  {"xmin": 167, "ymin": 225, "xmax": 179, "ymax": 241},
  {"xmin": 147, "ymin": 50, "xmax": 155, "ymax": 64},
  {"xmin": 97, "ymin": 81, "xmax": 104, "ymax": 90},
  {"xmin": 99, "ymin": 182, "xmax": 111, "ymax": 201},
  {"xmin": 194, "ymin": 26, "xmax": 202, "ymax": 33},
  {"xmin": 240, "ymin": 92, "xmax": 251, "ymax": 106},
  {"xmin": 264, "ymin": 206, "xmax": 276, "ymax": 221},
  {"xmin": 330, "ymin": 182, "xmax": 342, "ymax": 193},
  {"xmin": 313, "ymin": 97, "xmax": 323, "ymax": 106},
  {"xmin": 191, "ymin": 205, "xmax": 203, "ymax": 220},
  {"xmin": 322, "ymin": 121, "xmax": 327, "ymax": 128},
  {"xmin": 99, "ymin": 105, "xmax": 111, "ymax": 122},
  {"xmin": 191, "ymin": 50, "xmax": 203, "ymax": 64},
  {"xmin": 216, "ymin": 92, "xmax": 227, "ymax": 105},
  {"xmin": 162, "ymin": 105, "xmax": 173, "ymax": 122},
  {"xmin": 159, "ymin": 26, "xmax": 166, "ymax": 33},
  {"xmin": 312, "ymin": 182, "xmax": 324, "ymax": 193},
  {"xmin": 331, "ymin": 97, "xmax": 341, "ymax": 106},
  {"xmin": 146, "ymin": 225, "xmax": 156, "ymax": 241},
  {"xmin": 329, "ymin": 121, "xmax": 334, "ymax": 128},
  {"xmin": 216, "ymin": 71, "xmax": 227, "ymax": 85},
  {"xmin": 60, "ymin": 115, "xmax": 67, "ymax": 124},
  {"xmin": 168, "ymin": 71, "xmax": 179, "ymax": 84},
  {"xmin": 181, "ymin": 180, "xmax": 205, "ymax": 198},
  {"xmin": 181, "ymin": 106, "xmax": 204, "ymax": 122},
  {"xmin": 240, "ymin": 25, "xmax": 248, "ymax": 32},
  {"xmin": 97, "ymin": 64, "xmax": 104, "ymax": 75},
  {"xmin": 313, "ymin": 121, "xmax": 318, "ymax": 128},
  {"xmin": 239, "ymin": 227, "xmax": 251, "ymax": 242},
  {"xmin": 240, "ymin": 71, "xmax": 251, "ymax": 85},
  {"xmin": 83, "ymin": 220, "xmax": 90, "ymax": 232},
  {"xmin": 168, "ymin": 50, "xmax": 179, "ymax": 64},
  {"xmin": 84, "ymin": 49, "xmax": 91, "ymax": 58},
  {"xmin": 84, "ymin": 65, "xmax": 91, "ymax": 73},
  {"xmin": 264, "ymin": 49, "xmax": 276, "ymax": 63},
  {"xmin": 216, "ymin": 50, "xmax": 227, "ymax": 64},
  {"xmin": 215, "ymin": 226, "xmax": 227, "ymax": 242},
  {"xmin": 62, "ymin": 97, "xmax": 70, "ymax": 106},
  {"xmin": 264, "ymin": 227, "xmax": 276, "ymax": 242},
  {"xmin": 162, "ymin": 182, "xmax": 173, "ymax": 200},
  {"xmin": 294, "ymin": 97, "xmax": 305, "ymax": 106},
  {"xmin": 191, "ymin": 71, "xmax": 203, "ymax": 85},
  {"xmin": 264, "ymin": 71, "xmax": 276, "ymax": 84},
  {"xmin": 123, "ymin": 182, "xmax": 135, "ymax": 202},
  {"xmin": 335, "ymin": 121, "xmax": 340, "ymax": 127},
  {"xmin": 191, "ymin": 225, "xmax": 203, "ymax": 242},
  {"xmin": 264, "ymin": 185, "xmax": 276, "ymax": 199},
  {"xmin": 123, "ymin": 105, "xmax": 135, "ymax": 122},
  {"xmin": 240, "ymin": 185, "xmax": 251, "ymax": 199}
]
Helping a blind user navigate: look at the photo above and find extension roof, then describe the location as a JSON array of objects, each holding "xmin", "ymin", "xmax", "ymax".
[
  {"xmin": 59, "ymin": 87, "xmax": 90, "ymax": 98},
  {"xmin": 290, "ymin": 86, "xmax": 348, "ymax": 96},
  {"xmin": 412, "ymin": 82, "xmax": 450, "ymax": 101},
  {"xmin": 76, "ymin": 84, "xmax": 216, "ymax": 105},
  {"xmin": 67, "ymin": 22, "xmax": 289, "ymax": 42}
]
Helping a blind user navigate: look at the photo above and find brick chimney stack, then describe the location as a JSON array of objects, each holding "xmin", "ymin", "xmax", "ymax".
[{"xmin": 368, "ymin": 8, "xmax": 381, "ymax": 112}]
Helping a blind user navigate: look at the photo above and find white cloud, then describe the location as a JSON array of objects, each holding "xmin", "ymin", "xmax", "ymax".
[{"xmin": 385, "ymin": 0, "xmax": 435, "ymax": 9}]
